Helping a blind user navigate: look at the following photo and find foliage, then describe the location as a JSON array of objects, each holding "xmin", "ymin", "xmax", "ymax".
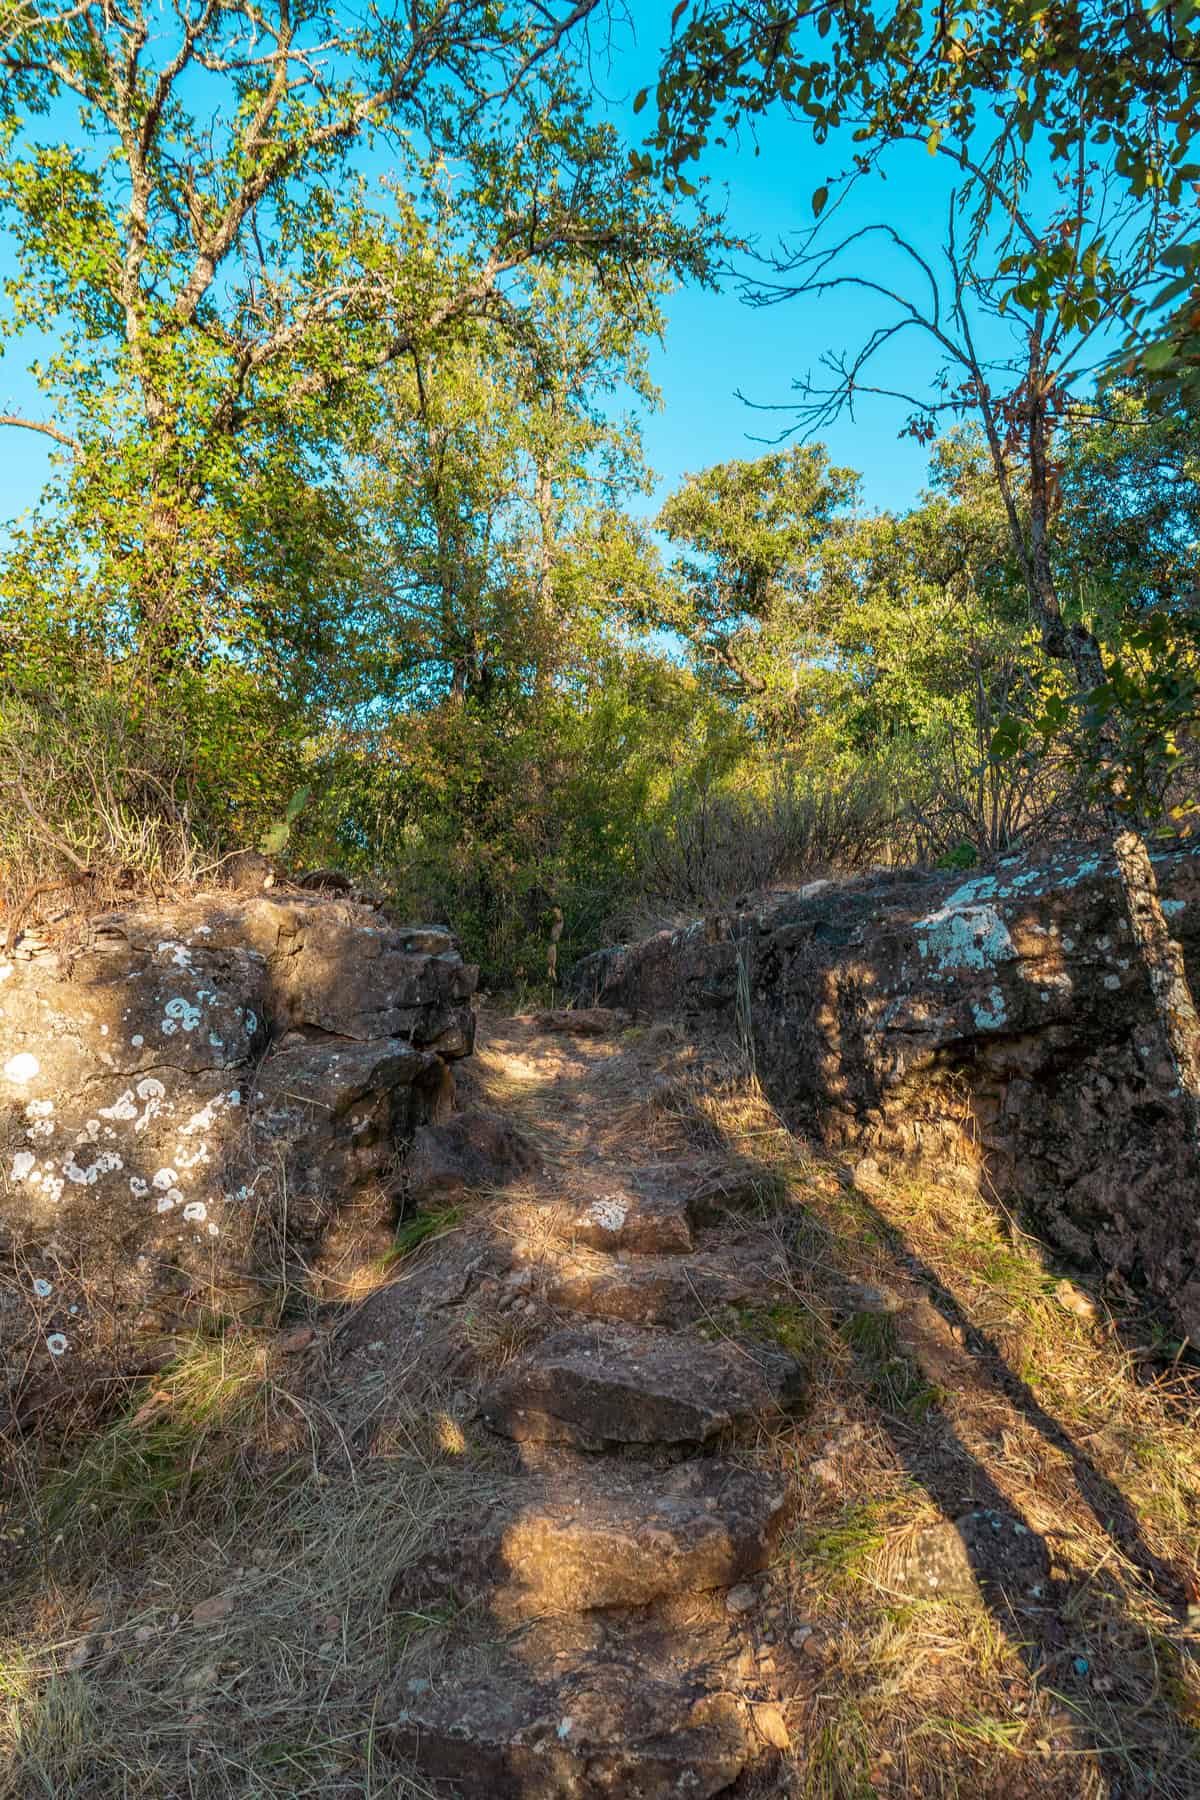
[
  {"xmin": 0, "ymin": 661, "xmax": 306, "ymax": 908},
  {"xmin": 651, "ymin": 444, "xmax": 858, "ymax": 735},
  {"xmin": 0, "ymin": 0, "xmax": 705, "ymax": 681},
  {"xmin": 644, "ymin": 0, "xmax": 1200, "ymax": 389}
]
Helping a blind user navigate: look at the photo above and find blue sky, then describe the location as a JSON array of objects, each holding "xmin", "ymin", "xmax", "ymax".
[
  {"xmin": 0, "ymin": 1, "xmax": 983, "ymax": 532},
  {"xmin": 609, "ymin": 2, "xmax": 945, "ymax": 517}
]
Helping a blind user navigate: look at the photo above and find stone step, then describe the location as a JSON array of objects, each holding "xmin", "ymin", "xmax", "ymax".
[
  {"xmin": 547, "ymin": 1174, "xmax": 696, "ymax": 1254},
  {"xmin": 392, "ymin": 1457, "xmax": 790, "ymax": 1618},
  {"xmin": 544, "ymin": 1249, "xmax": 770, "ymax": 1326},
  {"xmin": 382, "ymin": 1619, "xmax": 775, "ymax": 1798},
  {"xmin": 480, "ymin": 1324, "xmax": 806, "ymax": 1449}
]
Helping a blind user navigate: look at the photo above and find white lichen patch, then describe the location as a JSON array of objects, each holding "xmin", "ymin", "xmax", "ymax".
[
  {"xmin": 1103, "ymin": 974, "xmax": 1121, "ymax": 991},
  {"xmin": 131, "ymin": 1033, "xmax": 144, "ymax": 1047},
  {"xmin": 914, "ymin": 904, "xmax": 1017, "ymax": 974},
  {"xmin": 182, "ymin": 1200, "xmax": 207, "ymax": 1224},
  {"xmin": 158, "ymin": 941, "xmax": 196, "ymax": 972},
  {"xmin": 152, "ymin": 1168, "xmax": 179, "ymax": 1190},
  {"xmin": 45, "ymin": 1333, "xmax": 68, "ymax": 1357},
  {"xmin": 0, "ymin": 962, "xmax": 12, "ymax": 980},
  {"xmin": 11, "ymin": 1150, "xmax": 36, "ymax": 1182},
  {"xmin": 133, "ymin": 1077, "xmax": 166, "ymax": 1133},
  {"xmin": 3, "ymin": 1052, "xmax": 40, "ymax": 1084},
  {"xmin": 130, "ymin": 1176, "xmax": 149, "ymax": 1197},
  {"xmin": 32, "ymin": 1278, "xmax": 52, "ymax": 1298},
  {"xmin": 156, "ymin": 1192, "xmax": 177, "ymax": 1214},
  {"xmin": 179, "ymin": 1091, "xmax": 239, "ymax": 1137},
  {"xmin": 584, "ymin": 1195, "xmax": 628, "ymax": 1233},
  {"xmin": 63, "ymin": 1149, "xmax": 123, "ymax": 1185},
  {"xmin": 99, "ymin": 1090, "xmax": 140, "ymax": 1122}
]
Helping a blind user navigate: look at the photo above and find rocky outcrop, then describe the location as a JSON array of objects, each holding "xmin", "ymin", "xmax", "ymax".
[
  {"xmin": 569, "ymin": 844, "xmax": 1200, "ymax": 1338},
  {"xmin": 0, "ymin": 891, "xmax": 476, "ymax": 1372}
]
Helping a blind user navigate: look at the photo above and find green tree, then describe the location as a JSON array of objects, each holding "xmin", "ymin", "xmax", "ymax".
[
  {"xmin": 647, "ymin": 23, "xmax": 1200, "ymax": 1138},
  {"xmin": 653, "ymin": 444, "xmax": 857, "ymax": 738},
  {"xmin": 644, "ymin": 0, "xmax": 1200, "ymax": 389},
  {"xmin": 347, "ymin": 268, "xmax": 669, "ymax": 710},
  {"xmin": 0, "ymin": 0, "xmax": 702, "ymax": 677}
]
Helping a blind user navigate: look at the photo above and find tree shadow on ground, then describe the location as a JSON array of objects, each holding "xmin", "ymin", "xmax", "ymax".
[{"xmin": 660, "ymin": 1043, "xmax": 1200, "ymax": 1799}]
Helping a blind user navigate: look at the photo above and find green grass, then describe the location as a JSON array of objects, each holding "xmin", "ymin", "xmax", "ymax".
[
  {"xmin": 737, "ymin": 1298, "xmax": 833, "ymax": 1360},
  {"xmin": 791, "ymin": 1502, "xmax": 890, "ymax": 1590},
  {"xmin": 841, "ymin": 1310, "xmax": 943, "ymax": 1423},
  {"xmin": 386, "ymin": 1205, "xmax": 461, "ymax": 1262},
  {"xmin": 40, "ymin": 1336, "xmax": 277, "ymax": 1541},
  {"xmin": 795, "ymin": 1700, "xmax": 875, "ymax": 1799}
]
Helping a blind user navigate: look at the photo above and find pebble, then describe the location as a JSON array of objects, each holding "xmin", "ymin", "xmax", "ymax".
[
  {"xmin": 752, "ymin": 1702, "xmax": 791, "ymax": 1750},
  {"xmin": 191, "ymin": 1592, "xmax": 235, "ymax": 1627},
  {"xmin": 278, "ymin": 1324, "xmax": 315, "ymax": 1354},
  {"xmin": 725, "ymin": 1583, "xmax": 758, "ymax": 1615},
  {"xmin": 789, "ymin": 1626, "xmax": 813, "ymax": 1649}
]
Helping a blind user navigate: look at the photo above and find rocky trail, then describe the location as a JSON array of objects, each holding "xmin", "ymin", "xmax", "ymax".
[
  {"xmin": 4, "ymin": 985, "xmax": 1200, "ymax": 1798},
  {"xmin": 340, "ymin": 1008, "xmax": 1199, "ymax": 1799}
]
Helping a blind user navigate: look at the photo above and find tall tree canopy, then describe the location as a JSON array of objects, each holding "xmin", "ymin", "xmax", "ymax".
[{"xmin": 0, "ymin": 0, "xmax": 703, "ymax": 674}]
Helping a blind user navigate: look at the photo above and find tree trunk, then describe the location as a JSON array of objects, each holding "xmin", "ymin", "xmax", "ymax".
[{"xmin": 1110, "ymin": 826, "xmax": 1200, "ymax": 1141}]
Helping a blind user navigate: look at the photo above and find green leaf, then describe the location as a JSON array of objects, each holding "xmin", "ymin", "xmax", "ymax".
[{"xmin": 285, "ymin": 784, "xmax": 312, "ymax": 823}]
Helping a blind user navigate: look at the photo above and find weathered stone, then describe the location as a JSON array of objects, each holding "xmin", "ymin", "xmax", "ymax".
[
  {"xmin": 569, "ymin": 844, "xmax": 1200, "ymax": 1339},
  {"xmin": 393, "ymin": 1458, "xmax": 790, "ymax": 1617},
  {"xmin": 0, "ymin": 891, "xmax": 477, "ymax": 1375},
  {"xmin": 405, "ymin": 1106, "xmax": 541, "ymax": 1204},
  {"xmin": 481, "ymin": 1324, "xmax": 806, "ymax": 1448},
  {"xmin": 886, "ymin": 1510, "xmax": 1051, "ymax": 1605},
  {"xmin": 545, "ymin": 1250, "xmax": 767, "ymax": 1325},
  {"xmin": 551, "ymin": 1174, "xmax": 695, "ymax": 1255},
  {"xmin": 381, "ymin": 1626, "xmax": 754, "ymax": 1799}
]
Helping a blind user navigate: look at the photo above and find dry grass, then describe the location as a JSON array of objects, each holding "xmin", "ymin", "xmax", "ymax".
[
  {"xmin": 658, "ymin": 1037, "xmax": 1200, "ymax": 1799},
  {"xmin": 0, "ymin": 1332, "xmax": 497, "ymax": 1799}
]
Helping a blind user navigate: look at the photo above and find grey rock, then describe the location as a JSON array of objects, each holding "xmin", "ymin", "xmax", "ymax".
[{"xmin": 380, "ymin": 1624, "xmax": 755, "ymax": 1799}]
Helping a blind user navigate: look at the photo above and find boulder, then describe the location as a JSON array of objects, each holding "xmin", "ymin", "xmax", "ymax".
[
  {"xmin": 545, "ymin": 1249, "xmax": 768, "ymax": 1326},
  {"xmin": 570, "ymin": 844, "xmax": 1200, "ymax": 1339},
  {"xmin": 480, "ymin": 1323, "xmax": 807, "ymax": 1448},
  {"xmin": 885, "ymin": 1509, "xmax": 1051, "ymax": 1607},
  {"xmin": 530, "ymin": 1008, "xmax": 632, "ymax": 1036},
  {"xmin": 404, "ymin": 1106, "xmax": 541, "ymax": 1204},
  {"xmin": 547, "ymin": 1173, "xmax": 697, "ymax": 1255},
  {"xmin": 0, "ymin": 892, "xmax": 477, "ymax": 1375}
]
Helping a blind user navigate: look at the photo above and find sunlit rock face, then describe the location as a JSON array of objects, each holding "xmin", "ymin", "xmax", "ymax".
[
  {"xmin": 0, "ymin": 893, "xmax": 476, "ymax": 1370},
  {"xmin": 570, "ymin": 844, "xmax": 1200, "ymax": 1340}
]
